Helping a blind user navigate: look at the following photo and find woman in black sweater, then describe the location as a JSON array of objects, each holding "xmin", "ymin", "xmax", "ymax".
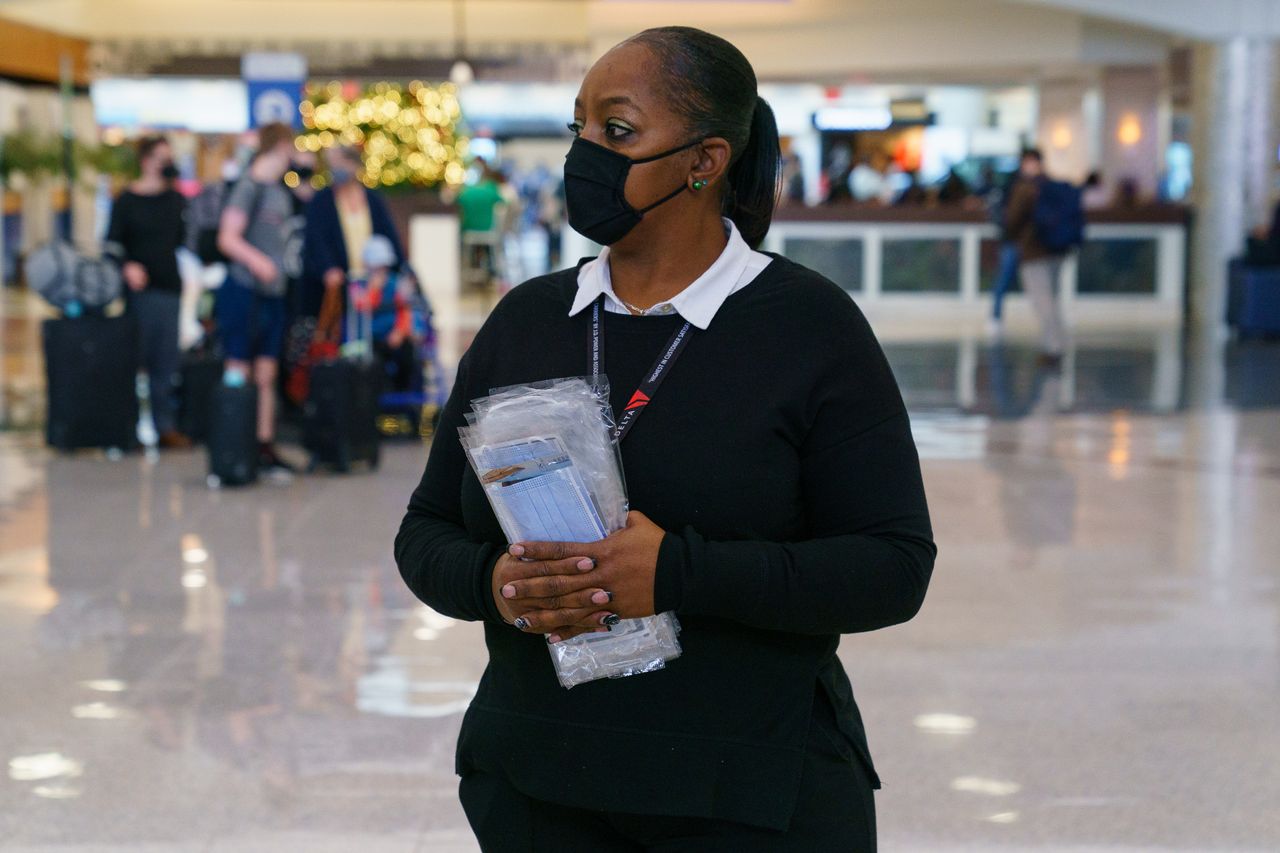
[
  {"xmin": 396, "ymin": 27, "xmax": 935, "ymax": 852},
  {"xmin": 104, "ymin": 135, "xmax": 190, "ymax": 448}
]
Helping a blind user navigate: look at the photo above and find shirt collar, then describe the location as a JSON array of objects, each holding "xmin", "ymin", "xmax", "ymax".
[{"xmin": 569, "ymin": 219, "xmax": 755, "ymax": 330}]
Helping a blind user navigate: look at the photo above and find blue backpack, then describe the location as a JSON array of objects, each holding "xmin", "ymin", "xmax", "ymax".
[{"xmin": 1033, "ymin": 180, "xmax": 1085, "ymax": 253}]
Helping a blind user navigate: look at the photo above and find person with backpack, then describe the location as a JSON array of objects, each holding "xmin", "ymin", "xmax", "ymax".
[
  {"xmin": 104, "ymin": 135, "xmax": 192, "ymax": 449},
  {"xmin": 215, "ymin": 122, "xmax": 303, "ymax": 476},
  {"xmin": 1003, "ymin": 148, "xmax": 1085, "ymax": 367}
]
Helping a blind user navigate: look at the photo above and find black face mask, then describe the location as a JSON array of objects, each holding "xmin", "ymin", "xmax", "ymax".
[
  {"xmin": 160, "ymin": 163, "xmax": 180, "ymax": 181},
  {"xmin": 564, "ymin": 136, "xmax": 700, "ymax": 245},
  {"xmin": 294, "ymin": 166, "xmax": 315, "ymax": 181}
]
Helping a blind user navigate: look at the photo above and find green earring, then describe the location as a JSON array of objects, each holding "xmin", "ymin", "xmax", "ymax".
[{"xmin": 692, "ymin": 179, "xmax": 706, "ymax": 191}]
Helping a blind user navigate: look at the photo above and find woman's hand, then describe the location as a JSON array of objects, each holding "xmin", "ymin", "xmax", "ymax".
[
  {"xmin": 123, "ymin": 261, "xmax": 148, "ymax": 291},
  {"xmin": 497, "ymin": 511, "xmax": 665, "ymax": 643},
  {"xmin": 323, "ymin": 267, "xmax": 345, "ymax": 290},
  {"xmin": 491, "ymin": 551, "xmax": 614, "ymax": 641}
]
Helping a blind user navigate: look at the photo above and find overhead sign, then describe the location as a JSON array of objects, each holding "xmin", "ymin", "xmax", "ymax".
[{"xmin": 241, "ymin": 52, "xmax": 306, "ymax": 130}]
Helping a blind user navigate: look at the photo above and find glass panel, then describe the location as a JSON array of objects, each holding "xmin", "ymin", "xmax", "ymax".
[
  {"xmin": 881, "ymin": 342, "xmax": 960, "ymax": 410},
  {"xmin": 782, "ymin": 237, "xmax": 862, "ymax": 292},
  {"xmin": 882, "ymin": 238, "xmax": 961, "ymax": 293},
  {"xmin": 1077, "ymin": 238, "xmax": 1158, "ymax": 294},
  {"xmin": 979, "ymin": 238, "xmax": 1021, "ymax": 295}
]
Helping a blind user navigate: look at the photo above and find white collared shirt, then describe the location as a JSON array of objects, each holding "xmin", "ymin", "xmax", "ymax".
[{"xmin": 568, "ymin": 219, "xmax": 773, "ymax": 330}]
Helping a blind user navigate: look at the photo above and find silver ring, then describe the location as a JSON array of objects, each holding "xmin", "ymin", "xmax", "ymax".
[{"xmin": 513, "ymin": 616, "xmax": 530, "ymax": 631}]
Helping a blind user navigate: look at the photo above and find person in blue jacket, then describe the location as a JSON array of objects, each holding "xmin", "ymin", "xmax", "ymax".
[{"xmin": 301, "ymin": 145, "xmax": 406, "ymax": 317}]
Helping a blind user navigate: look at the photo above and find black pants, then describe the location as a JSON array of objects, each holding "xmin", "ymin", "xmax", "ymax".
[
  {"xmin": 131, "ymin": 290, "xmax": 181, "ymax": 433},
  {"xmin": 459, "ymin": 692, "xmax": 876, "ymax": 852}
]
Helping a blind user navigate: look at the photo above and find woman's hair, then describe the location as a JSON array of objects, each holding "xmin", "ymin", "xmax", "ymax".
[
  {"xmin": 135, "ymin": 134, "xmax": 168, "ymax": 165},
  {"xmin": 624, "ymin": 26, "xmax": 781, "ymax": 249}
]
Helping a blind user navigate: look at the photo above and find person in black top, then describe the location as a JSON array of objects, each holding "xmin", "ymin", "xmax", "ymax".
[
  {"xmin": 396, "ymin": 27, "xmax": 935, "ymax": 852},
  {"xmin": 105, "ymin": 135, "xmax": 191, "ymax": 449}
]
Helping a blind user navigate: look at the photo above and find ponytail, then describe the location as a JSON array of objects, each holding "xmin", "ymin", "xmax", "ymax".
[{"xmin": 725, "ymin": 97, "xmax": 781, "ymax": 250}]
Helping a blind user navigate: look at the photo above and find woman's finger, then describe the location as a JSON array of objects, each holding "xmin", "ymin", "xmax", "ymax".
[
  {"xmin": 497, "ymin": 554, "xmax": 594, "ymax": 583},
  {"xmin": 501, "ymin": 572, "xmax": 607, "ymax": 602},
  {"xmin": 510, "ymin": 540, "xmax": 603, "ymax": 562}
]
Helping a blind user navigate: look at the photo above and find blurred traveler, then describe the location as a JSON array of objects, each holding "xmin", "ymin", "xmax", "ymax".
[
  {"xmin": 849, "ymin": 155, "xmax": 885, "ymax": 203},
  {"xmin": 780, "ymin": 152, "xmax": 806, "ymax": 206},
  {"xmin": 300, "ymin": 145, "xmax": 406, "ymax": 317},
  {"xmin": 1003, "ymin": 148, "xmax": 1084, "ymax": 367},
  {"xmin": 894, "ymin": 170, "xmax": 928, "ymax": 206},
  {"xmin": 104, "ymin": 135, "xmax": 191, "ymax": 450},
  {"xmin": 988, "ymin": 158, "xmax": 1039, "ymax": 336},
  {"xmin": 457, "ymin": 158, "xmax": 508, "ymax": 234},
  {"xmin": 822, "ymin": 143, "xmax": 854, "ymax": 204},
  {"xmin": 215, "ymin": 122, "xmax": 300, "ymax": 475},
  {"xmin": 397, "ymin": 25, "xmax": 934, "ymax": 852},
  {"xmin": 353, "ymin": 234, "xmax": 426, "ymax": 393}
]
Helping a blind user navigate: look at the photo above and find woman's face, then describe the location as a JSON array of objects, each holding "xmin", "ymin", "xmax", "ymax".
[
  {"xmin": 143, "ymin": 143, "xmax": 172, "ymax": 178},
  {"xmin": 570, "ymin": 42, "xmax": 698, "ymax": 213}
]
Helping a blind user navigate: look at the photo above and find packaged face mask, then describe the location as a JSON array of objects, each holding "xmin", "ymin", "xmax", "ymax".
[{"xmin": 459, "ymin": 377, "xmax": 682, "ymax": 688}]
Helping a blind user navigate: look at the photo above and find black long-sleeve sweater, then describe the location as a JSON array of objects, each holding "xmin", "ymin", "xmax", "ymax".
[
  {"xmin": 104, "ymin": 189, "xmax": 187, "ymax": 294},
  {"xmin": 395, "ymin": 255, "xmax": 936, "ymax": 830}
]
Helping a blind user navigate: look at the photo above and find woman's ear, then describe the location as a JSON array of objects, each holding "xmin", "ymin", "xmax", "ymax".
[{"xmin": 689, "ymin": 137, "xmax": 732, "ymax": 191}]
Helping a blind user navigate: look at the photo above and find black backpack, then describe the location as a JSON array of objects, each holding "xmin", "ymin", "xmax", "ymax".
[{"xmin": 1033, "ymin": 180, "xmax": 1086, "ymax": 253}]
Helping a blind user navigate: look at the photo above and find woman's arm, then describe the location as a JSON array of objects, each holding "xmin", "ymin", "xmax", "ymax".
[
  {"xmin": 394, "ymin": 349, "xmax": 506, "ymax": 623},
  {"xmin": 653, "ymin": 408, "xmax": 935, "ymax": 635}
]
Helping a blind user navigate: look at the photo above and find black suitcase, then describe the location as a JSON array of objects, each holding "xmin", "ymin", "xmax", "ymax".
[
  {"xmin": 303, "ymin": 358, "xmax": 382, "ymax": 472},
  {"xmin": 178, "ymin": 350, "xmax": 223, "ymax": 443},
  {"xmin": 207, "ymin": 382, "xmax": 258, "ymax": 486},
  {"xmin": 42, "ymin": 315, "xmax": 139, "ymax": 451}
]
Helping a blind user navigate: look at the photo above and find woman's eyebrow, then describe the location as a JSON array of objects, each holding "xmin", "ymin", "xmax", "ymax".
[{"xmin": 574, "ymin": 95, "xmax": 639, "ymax": 110}]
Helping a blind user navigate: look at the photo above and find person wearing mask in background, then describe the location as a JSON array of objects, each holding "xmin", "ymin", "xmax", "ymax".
[
  {"xmin": 396, "ymin": 26, "xmax": 934, "ymax": 852},
  {"xmin": 215, "ymin": 122, "xmax": 301, "ymax": 476},
  {"xmin": 1003, "ymin": 148, "xmax": 1070, "ymax": 367},
  {"xmin": 105, "ymin": 135, "xmax": 191, "ymax": 450},
  {"xmin": 301, "ymin": 145, "xmax": 406, "ymax": 319}
]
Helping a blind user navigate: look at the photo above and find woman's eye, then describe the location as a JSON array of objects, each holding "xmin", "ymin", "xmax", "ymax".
[
  {"xmin": 605, "ymin": 122, "xmax": 634, "ymax": 140},
  {"xmin": 566, "ymin": 121, "xmax": 583, "ymax": 136}
]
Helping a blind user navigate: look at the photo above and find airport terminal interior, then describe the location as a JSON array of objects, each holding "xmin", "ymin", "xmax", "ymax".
[{"xmin": 2, "ymin": 1, "xmax": 1280, "ymax": 850}]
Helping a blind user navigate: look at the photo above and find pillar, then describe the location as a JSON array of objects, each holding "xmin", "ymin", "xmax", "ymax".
[
  {"xmin": 1189, "ymin": 38, "xmax": 1276, "ymax": 337},
  {"xmin": 1037, "ymin": 76, "xmax": 1095, "ymax": 184}
]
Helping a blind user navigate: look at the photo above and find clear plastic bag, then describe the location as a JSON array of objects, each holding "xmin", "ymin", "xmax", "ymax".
[{"xmin": 459, "ymin": 377, "xmax": 682, "ymax": 688}]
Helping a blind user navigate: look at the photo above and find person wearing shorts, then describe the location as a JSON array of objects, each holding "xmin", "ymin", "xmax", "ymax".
[{"xmin": 216, "ymin": 122, "xmax": 301, "ymax": 475}]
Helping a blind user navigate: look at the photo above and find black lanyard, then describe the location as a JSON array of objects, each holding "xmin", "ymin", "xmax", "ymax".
[{"xmin": 590, "ymin": 295, "xmax": 694, "ymax": 443}]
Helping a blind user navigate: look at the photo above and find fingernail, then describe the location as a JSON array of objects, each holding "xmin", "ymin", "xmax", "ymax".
[
  {"xmin": 577, "ymin": 558, "xmax": 596, "ymax": 572},
  {"xmin": 509, "ymin": 544, "xmax": 525, "ymax": 557},
  {"xmin": 602, "ymin": 614, "xmax": 621, "ymax": 627},
  {"xmin": 502, "ymin": 584, "xmax": 516, "ymax": 599},
  {"xmin": 591, "ymin": 590, "xmax": 612, "ymax": 605},
  {"xmin": 548, "ymin": 634, "xmax": 561, "ymax": 644},
  {"xmin": 513, "ymin": 617, "xmax": 530, "ymax": 631}
]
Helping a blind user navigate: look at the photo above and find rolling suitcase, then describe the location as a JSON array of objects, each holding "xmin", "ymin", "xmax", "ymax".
[
  {"xmin": 302, "ymin": 285, "xmax": 382, "ymax": 473},
  {"xmin": 178, "ymin": 348, "xmax": 222, "ymax": 444},
  {"xmin": 42, "ymin": 315, "xmax": 139, "ymax": 451},
  {"xmin": 1227, "ymin": 260, "xmax": 1280, "ymax": 338},
  {"xmin": 206, "ymin": 380, "xmax": 258, "ymax": 486}
]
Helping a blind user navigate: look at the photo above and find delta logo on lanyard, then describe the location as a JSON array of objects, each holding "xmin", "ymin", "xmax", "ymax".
[{"xmin": 591, "ymin": 295, "xmax": 694, "ymax": 443}]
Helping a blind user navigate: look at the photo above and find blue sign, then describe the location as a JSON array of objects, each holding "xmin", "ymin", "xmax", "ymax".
[
  {"xmin": 242, "ymin": 53, "xmax": 307, "ymax": 130},
  {"xmin": 247, "ymin": 80, "xmax": 302, "ymax": 129}
]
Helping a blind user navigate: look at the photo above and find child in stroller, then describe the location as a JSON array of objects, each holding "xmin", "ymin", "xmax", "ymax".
[{"xmin": 348, "ymin": 235, "xmax": 445, "ymax": 434}]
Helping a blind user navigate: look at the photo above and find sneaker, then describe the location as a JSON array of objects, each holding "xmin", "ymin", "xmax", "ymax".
[{"xmin": 257, "ymin": 444, "xmax": 298, "ymax": 478}]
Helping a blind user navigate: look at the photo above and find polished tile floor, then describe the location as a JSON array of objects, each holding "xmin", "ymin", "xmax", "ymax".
[{"xmin": 2, "ymin": 288, "xmax": 1279, "ymax": 851}]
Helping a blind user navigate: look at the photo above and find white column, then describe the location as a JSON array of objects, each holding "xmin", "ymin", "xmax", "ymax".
[
  {"xmin": 1243, "ymin": 40, "xmax": 1279, "ymax": 231},
  {"xmin": 1190, "ymin": 38, "xmax": 1251, "ymax": 336}
]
